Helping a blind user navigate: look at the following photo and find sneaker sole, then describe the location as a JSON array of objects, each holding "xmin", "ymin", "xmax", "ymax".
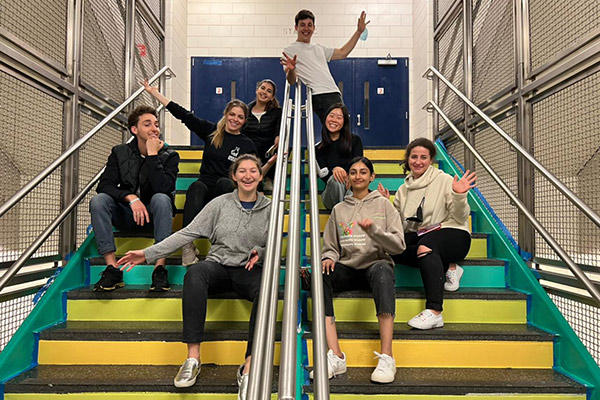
[
  {"xmin": 371, "ymin": 375, "xmax": 395, "ymax": 384},
  {"xmin": 407, "ymin": 320, "xmax": 444, "ymax": 329},
  {"xmin": 93, "ymin": 282, "xmax": 125, "ymax": 291},
  {"xmin": 150, "ymin": 286, "xmax": 171, "ymax": 292},
  {"xmin": 173, "ymin": 376, "xmax": 198, "ymax": 388}
]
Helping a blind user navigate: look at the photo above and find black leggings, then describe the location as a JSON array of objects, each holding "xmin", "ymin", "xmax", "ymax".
[
  {"xmin": 182, "ymin": 177, "xmax": 235, "ymax": 227},
  {"xmin": 393, "ymin": 228, "xmax": 471, "ymax": 312},
  {"xmin": 183, "ymin": 261, "xmax": 262, "ymax": 358}
]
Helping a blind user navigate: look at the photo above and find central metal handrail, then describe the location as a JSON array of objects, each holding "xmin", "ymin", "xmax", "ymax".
[
  {"xmin": 423, "ymin": 66, "xmax": 600, "ymax": 230},
  {"xmin": 0, "ymin": 66, "xmax": 174, "ymax": 220},
  {"xmin": 426, "ymin": 100, "xmax": 600, "ymax": 306}
]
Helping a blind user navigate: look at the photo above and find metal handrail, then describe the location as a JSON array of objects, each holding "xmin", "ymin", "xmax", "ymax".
[
  {"xmin": 426, "ymin": 100, "xmax": 600, "ymax": 306},
  {"xmin": 0, "ymin": 66, "xmax": 174, "ymax": 219},
  {"xmin": 423, "ymin": 66, "xmax": 600, "ymax": 230}
]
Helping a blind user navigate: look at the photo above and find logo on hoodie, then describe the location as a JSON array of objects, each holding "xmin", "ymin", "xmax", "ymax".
[{"xmin": 338, "ymin": 221, "xmax": 356, "ymax": 236}]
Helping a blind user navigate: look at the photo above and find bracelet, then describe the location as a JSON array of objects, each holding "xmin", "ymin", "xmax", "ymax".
[{"xmin": 129, "ymin": 198, "xmax": 140, "ymax": 205}]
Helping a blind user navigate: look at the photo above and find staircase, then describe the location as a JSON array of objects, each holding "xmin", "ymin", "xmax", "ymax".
[{"xmin": 2, "ymin": 146, "xmax": 590, "ymax": 399}]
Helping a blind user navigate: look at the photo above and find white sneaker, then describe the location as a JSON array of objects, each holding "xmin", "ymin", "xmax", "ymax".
[
  {"xmin": 408, "ymin": 309, "xmax": 444, "ymax": 330},
  {"xmin": 309, "ymin": 349, "xmax": 347, "ymax": 379},
  {"xmin": 173, "ymin": 358, "xmax": 200, "ymax": 388},
  {"xmin": 444, "ymin": 265, "xmax": 464, "ymax": 291},
  {"xmin": 236, "ymin": 364, "xmax": 248, "ymax": 400},
  {"xmin": 370, "ymin": 351, "xmax": 396, "ymax": 383},
  {"xmin": 181, "ymin": 243, "xmax": 199, "ymax": 266}
]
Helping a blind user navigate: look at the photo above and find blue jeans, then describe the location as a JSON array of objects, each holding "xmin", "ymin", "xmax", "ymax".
[{"xmin": 89, "ymin": 192, "xmax": 173, "ymax": 255}]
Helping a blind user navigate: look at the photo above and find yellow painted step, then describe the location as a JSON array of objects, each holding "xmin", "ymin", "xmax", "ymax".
[
  {"xmin": 67, "ymin": 298, "xmax": 283, "ymax": 322},
  {"xmin": 177, "ymin": 149, "xmax": 405, "ymax": 162},
  {"xmin": 177, "ymin": 150, "xmax": 204, "ymax": 160},
  {"xmin": 307, "ymin": 298, "xmax": 526, "ymax": 324},
  {"xmin": 6, "ymin": 395, "xmax": 280, "ymax": 400},
  {"xmin": 37, "ymin": 340, "xmax": 281, "ymax": 366},
  {"xmin": 305, "ymin": 339, "xmax": 552, "ymax": 369}
]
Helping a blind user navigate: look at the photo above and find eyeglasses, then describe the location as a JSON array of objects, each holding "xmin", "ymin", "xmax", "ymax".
[{"xmin": 406, "ymin": 197, "xmax": 424, "ymax": 223}]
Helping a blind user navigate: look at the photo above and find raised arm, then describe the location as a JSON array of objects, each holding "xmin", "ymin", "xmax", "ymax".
[
  {"xmin": 331, "ymin": 11, "xmax": 370, "ymax": 60},
  {"xmin": 143, "ymin": 79, "xmax": 170, "ymax": 106},
  {"xmin": 281, "ymin": 52, "xmax": 298, "ymax": 85}
]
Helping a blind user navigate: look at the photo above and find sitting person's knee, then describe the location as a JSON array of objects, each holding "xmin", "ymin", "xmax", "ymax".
[
  {"xmin": 150, "ymin": 193, "xmax": 172, "ymax": 208},
  {"xmin": 89, "ymin": 193, "xmax": 112, "ymax": 213},
  {"xmin": 417, "ymin": 245, "xmax": 433, "ymax": 258}
]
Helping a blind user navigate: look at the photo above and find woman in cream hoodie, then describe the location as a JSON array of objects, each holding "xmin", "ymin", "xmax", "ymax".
[
  {"xmin": 379, "ymin": 138, "xmax": 477, "ymax": 330},
  {"xmin": 317, "ymin": 156, "xmax": 405, "ymax": 384}
]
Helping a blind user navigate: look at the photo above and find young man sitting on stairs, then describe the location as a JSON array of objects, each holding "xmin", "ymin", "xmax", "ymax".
[{"xmin": 90, "ymin": 105, "xmax": 180, "ymax": 292}]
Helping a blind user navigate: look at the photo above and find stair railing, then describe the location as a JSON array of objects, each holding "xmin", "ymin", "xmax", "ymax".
[
  {"xmin": 0, "ymin": 67, "xmax": 174, "ymax": 293},
  {"xmin": 423, "ymin": 67, "xmax": 600, "ymax": 306}
]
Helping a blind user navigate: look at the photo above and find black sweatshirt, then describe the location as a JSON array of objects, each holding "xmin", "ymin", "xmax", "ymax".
[
  {"xmin": 244, "ymin": 101, "xmax": 282, "ymax": 157},
  {"xmin": 166, "ymin": 101, "xmax": 257, "ymax": 187},
  {"xmin": 315, "ymin": 134, "xmax": 364, "ymax": 182}
]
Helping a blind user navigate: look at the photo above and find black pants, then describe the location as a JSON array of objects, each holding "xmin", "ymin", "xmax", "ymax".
[
  {"xmin": 322, "ymin": 262, "xmax": 396, "ymax": 317},
  {"xmin": 182, "ymin": 177, "xmax": 235, "ymax": 227},
  {"xmin": 312, "ymin": 92, "xmax": 344, "ymax": 125},
  {"xmin": 393, "ymin": 228, "xmax": 471, "ymax": 312},
  {"xmin": 183, "ymin": 261, "xmax": 262, "ymax": 358}
]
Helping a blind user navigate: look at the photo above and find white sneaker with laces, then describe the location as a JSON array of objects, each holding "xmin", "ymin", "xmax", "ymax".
[
  {"xmin": 408, "ymin": 309, "xmax": 444, "ymax": 329},
  {"xmin": 444, "ymin": 265, "xmax": 464, "ymax": 291},
  {"xmin": 370, "ymin": 351, "xmax": 396, "ymax": 383},
  {"xmin": 173, "ymin": 358, "xmax": 200, "ymax": 388},
  {"xmin": 237, "ymin": 364, "xmax": 248, "ymax": 400},
  {"xmin": 181, "ymin": 243, "xmax": 199, "ymax": 266},
  {"xmin": 309, "ymin": 349, "xmax": 347, "ymax": 379}
]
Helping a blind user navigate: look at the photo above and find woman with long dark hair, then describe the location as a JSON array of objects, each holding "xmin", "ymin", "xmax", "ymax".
[{"xmin": 315, "ymin": 103, "xmax": 363, "ymax": 209}]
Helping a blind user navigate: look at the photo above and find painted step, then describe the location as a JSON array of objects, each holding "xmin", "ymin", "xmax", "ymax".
[
  {"xmin": 304, "ymin": 322, "xmax": 554, "ymax": 369},
  {"xmin": 4, "ymin": 364, "xmax": 277, "ymax": 398},
  {"xmin": 307, "ymin": 288, "xmax": 527, "ymax": 324},
  {"xmin": 305, "ymin": 367, "xmax": 585, "ymax": 397}
]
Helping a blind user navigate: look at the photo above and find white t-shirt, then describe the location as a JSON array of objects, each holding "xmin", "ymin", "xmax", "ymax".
[
  {"xmin": 284, "ymin": 41, "xmax": 340, "ymax": 95},
  {"xmin": 252, "ymin": 110, "xmax": 266, "ymax": 122}
]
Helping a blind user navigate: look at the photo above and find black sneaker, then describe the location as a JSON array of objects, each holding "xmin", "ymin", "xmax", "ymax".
[
  {"xmin": 93, "ymin": 265, "xmax": 124, "ymax": 291},
  {"xmin": 150, "ymin": 265, "xmax": 170, "ymax": 292}
]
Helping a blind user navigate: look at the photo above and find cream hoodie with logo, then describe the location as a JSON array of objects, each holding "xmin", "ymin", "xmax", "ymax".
[
  {"xmin": 393, "ymin": 166, "xmax": 470, "ymax": 234},
  {"xmin": 321, "ymin": 190, "xmax": 406, "ymax": 270}
]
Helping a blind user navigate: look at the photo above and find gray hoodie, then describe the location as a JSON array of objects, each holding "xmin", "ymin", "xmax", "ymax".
[
  {"xmin": 321, "ymin": 190, "xmax": 406, "ymax": 270},
  {"xmin": 144, "ymin": 190, "xmax": 271, "ymax": 266}
]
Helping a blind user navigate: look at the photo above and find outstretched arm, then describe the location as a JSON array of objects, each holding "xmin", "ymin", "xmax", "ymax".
[{"xmin": 332, "ymin": 11, "xmax": 369, "ymax": 60}]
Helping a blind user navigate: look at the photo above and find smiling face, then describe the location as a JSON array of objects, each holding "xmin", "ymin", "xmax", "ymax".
[
  {"xmin": 225, "ymin": 106, "xmax": 246, "ymax": 134},
  {"xmin": 256, "ymin": 82, "xmax": 275, "ymax": 104},
  {"xmin": 232, "ymin": 159, "xmax": 262, "ymax": 195},
  {"xmin": 349, "ymin": 161, "xmax": 375, "ymax": 192},
  {"xmin": 131, "ymin": 113, "xmax": 160, "ymax": 142},
  {"xmin": 325, "ymin": 108, "xmax": 344, "ymax": 135},
  {"xmin": 295, "ymin": 18, "xmax": 315, "ymax": 43},
  {"xmin": 408, "ymin": 146, "xmax": 434, "ymax": 179}
]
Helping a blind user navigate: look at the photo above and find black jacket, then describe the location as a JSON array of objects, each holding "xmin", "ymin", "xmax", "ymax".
[
  {"xmin": 244, "ymin": 101, "xmax": 282, "ymax": 158},
  {"xmin": 97, "ymin": 137, "xmax": 180, "ymax": 208},
  {"xmin": 316, "ymin": 134, "xmax": 364, "ymax": 182}
]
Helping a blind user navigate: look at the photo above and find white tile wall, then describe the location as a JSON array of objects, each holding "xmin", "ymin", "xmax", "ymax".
[{"xmin": 163, "ymin": 0, "xmax": 435, "ymax": 144}]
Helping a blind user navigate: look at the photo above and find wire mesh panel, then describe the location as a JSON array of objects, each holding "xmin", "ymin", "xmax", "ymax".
[
  {"xmin": 472, "ymin": 0, "xmax": 515, "ymax": 105},
  {"xmin": 0, "ymin": 294, "xmax": 36, "ymax": 351},
  {"xmin": 0, "ymin": 0, "xmax": 68, "ymax": 68},
  {"xmin": 472, "ymin": 115, "xmax": 519, "ymax": 240},
  {"xmin": 75, "ymin": 110, "xmax": 125, "ymax": 248},
  {"xmin": 529, "ymin": 0, "xmax": 599, "ymax": 72},
  {"xmin": 444, "ymin": 138, "xmax": 466, "ymax": 171},
  {"xmin": 438, "ymin": 14, "xmax": 464, "ymax": 131},
  {"xmin": 133, "ymin": 11, "xmax": 162, "ymax": 109},
  {"xmin": 549, "ymin": 293, "xmax": 600, "ymax": 365},
  {"xmin": 532, "ymin": 72, "xmax": 600, "ymax": 267},
  {"xmin": 0, "ymin": 72, "xmax": 64, "ymax": 264},
  {"xmin": 436, "ymin": 0, "xmax": 457, "ymax": 24},
  {"xmin": 141, "ymin": 0, "xmax": 163, "ymax": 23},
  {"xmin": 81, "ymin": 0, "xmax": 126, "ymax": 103}
]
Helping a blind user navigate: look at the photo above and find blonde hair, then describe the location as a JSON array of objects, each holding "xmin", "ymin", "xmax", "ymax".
[{"xmin": 209, "ymin": 99, "xmax": 249, "ymax": 148}]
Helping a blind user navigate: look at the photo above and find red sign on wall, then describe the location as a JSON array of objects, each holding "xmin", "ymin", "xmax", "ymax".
[{"xmin": 137, "ymin": 44, "xmax": 147, "ymax": 57}]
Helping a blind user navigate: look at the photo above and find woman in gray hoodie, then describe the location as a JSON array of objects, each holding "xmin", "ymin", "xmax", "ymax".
[
  {"xmin": 316, "ymin": 156, "xmax": 405, "ymax": 384},
  {"xmin": 117, "ymin": 154, "xmax": 270, "ymax": 399}
]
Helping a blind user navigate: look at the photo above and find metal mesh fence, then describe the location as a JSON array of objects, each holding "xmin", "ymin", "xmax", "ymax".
[
  {"xmin": 438, "ymin": 14, "xmax": 464, "ymax": 131},
  {"xmin": 445, "ymin": 138, "xmax": 466, "ymax": 171},
  {"xmin": 529, "ymin": 0, "xmax": 600, "ymax": 72},
  {"xmin": 472, "ymin": 115, "xmax": 519, "ymax": 240},
  {"xmin": 0, "ymin": 72, "xmax": 64, "ymax": 264},
  {"xmin": 0, "ymin": 0, "xmax": 68, "ymax": 67},
  {"xmin": 0, "ymin": 294, "xmax": 36, "ymax": 352},
  {"xmin": 142, "ymin": 0, "xmax": 162, "ymax": 23},
  {"xmin": 532, "ymin": 72, "xmax": 600, "ymax": 267},
  {"xmin": 472, "ymin": 0, "xmax": 514, "ymax": 105},
  {"xmin": 436, "ymin": 0, "xmax": 456, "ymax": 24},
  {"xmin": 133, "ymin": 11, "xmax": 162, "ymax": 109},
  {"xmin": 549, "ymin": 293, "xmax": 600, "ymax": 365},
  {"xmin": 75, "ymin": 110, "xmax": 125, "ymax": 248},
  {"xmin": 81, "ymin": 0, "xmax": 126, "ymax": 103}
]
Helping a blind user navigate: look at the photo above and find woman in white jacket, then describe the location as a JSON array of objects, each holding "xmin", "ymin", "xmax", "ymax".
[
  {"xmin": 379, "ymin": 138, "xmax": 477, "ymax": 330},
  {"xmin": 317, "ymin": 157, "xmax": 406, "ymax": 384}
]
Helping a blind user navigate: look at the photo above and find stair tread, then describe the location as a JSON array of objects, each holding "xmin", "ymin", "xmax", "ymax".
[{"xmin": 311, "ymin": 367, "xmax": 586, "ymax": 394}]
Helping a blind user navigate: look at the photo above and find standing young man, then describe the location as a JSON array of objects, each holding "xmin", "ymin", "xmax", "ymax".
[
  {"xmin": 282, "ymin": 9, "xmax": 369, "ymax": 124},
  {"xmin": 90, "ymin": 105, "xmax": 180, "ymax": 292}
]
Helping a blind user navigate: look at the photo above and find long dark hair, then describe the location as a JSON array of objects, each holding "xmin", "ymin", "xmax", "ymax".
[
  {"xmin": 317, "ymin": 103, "xmax": 352, "ymax": 156},
  {"xmin": 403, "ymin": 138, "xmax": 437, "ymax": 173},
  {"xmin": 256, "ymin": 79, "xmax": 280, "ymax": 112}
]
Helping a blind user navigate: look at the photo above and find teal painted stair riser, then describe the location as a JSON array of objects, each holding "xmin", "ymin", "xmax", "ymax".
[{"xmin": 436, "ymin": 145, "xmax": 600, "ymax": 399}]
